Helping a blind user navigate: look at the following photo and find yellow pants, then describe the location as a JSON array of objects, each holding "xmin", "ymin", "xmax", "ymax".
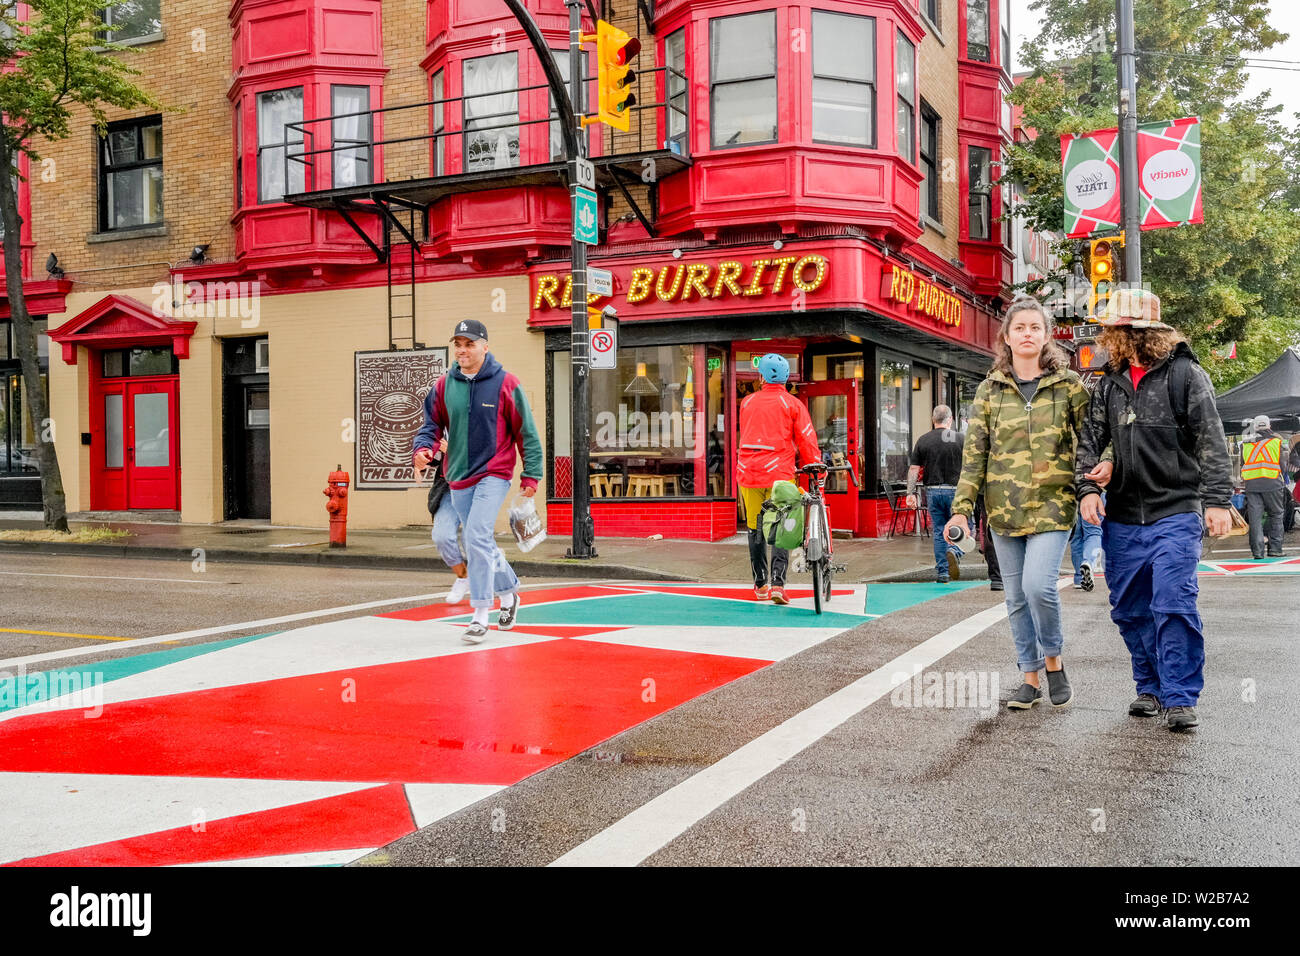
[{"xmin": 740, "ymin": 484, "xmax": 791, "ymax": 531}]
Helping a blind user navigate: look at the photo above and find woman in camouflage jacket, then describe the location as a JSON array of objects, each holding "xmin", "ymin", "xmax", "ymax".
[{"xmin": 948, "ymin": 298, "xmax": 1091, "ymax": 711}]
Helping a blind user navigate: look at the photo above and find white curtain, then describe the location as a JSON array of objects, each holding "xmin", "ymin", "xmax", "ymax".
[
  {"xmin": 258, "ymin": 88, "xmax": 304, "ymax": 202},
  {"xmin": 332, "ymin": 86, "xmax": 370, "ymax": 187},
  {"xmin": 463, "ymin": 53, "xmax": 518, "ymax": 171}
]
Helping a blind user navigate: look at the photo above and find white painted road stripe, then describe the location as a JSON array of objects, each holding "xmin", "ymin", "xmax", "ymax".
[
  {"xmin": 550, "ymin": 581, "xmax": 1068, "ymax": 867},
  {"xmin": 0, "ymin": 579, "xmax": 617, "ymax": 669},
  {"xmin": 0, "ymin": 570, "xmax": 223, "ymax": 585}
]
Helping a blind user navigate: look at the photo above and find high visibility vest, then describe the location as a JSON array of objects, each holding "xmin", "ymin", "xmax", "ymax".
[{"xmin": 1241, "ymin": 436, "xmax": 1282, "ymax": 481}]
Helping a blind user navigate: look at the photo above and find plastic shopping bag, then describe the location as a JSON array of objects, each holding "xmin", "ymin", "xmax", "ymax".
[{"xmin": 508, "ymin": 495, "xmax": 547, "ymax": 553}]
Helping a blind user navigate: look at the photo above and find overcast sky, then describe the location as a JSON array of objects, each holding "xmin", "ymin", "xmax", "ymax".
[{"xmin": 1011, "ymin": 0, "xmax": 1300, "ymax": 117}]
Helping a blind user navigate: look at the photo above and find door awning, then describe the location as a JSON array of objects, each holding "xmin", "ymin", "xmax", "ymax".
[{"xmin": 47, "ymin": 294, "xmax": 198, "ymax": 366}]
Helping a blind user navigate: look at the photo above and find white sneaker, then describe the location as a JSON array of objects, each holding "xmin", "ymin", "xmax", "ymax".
[
  {"xmin": 462, "ymin": 609, "xmax": 490, "ymax": 644},
  {"xmin": 446, "ymin": 576, "xmax": 470, "ymax": 604}
]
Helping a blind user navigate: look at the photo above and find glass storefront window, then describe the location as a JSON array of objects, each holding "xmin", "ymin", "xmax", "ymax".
[
  {"xmin": 878, "ymin": 355, "xmax": 912, "ymax": 485},
  {"xmin": 551, "ymin": 344, "xmax": 728, "ymax": 498},
  {"xmin": 957, "ymin": 377, "xmax": 982, "ymax": 435},
  {"xmin": 1, "ymin": 319, "xmax": 48, "ymax": 479}
]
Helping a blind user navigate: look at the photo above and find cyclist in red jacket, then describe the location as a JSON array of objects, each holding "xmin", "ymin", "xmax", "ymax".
[{"xmin": 737, "ymin": 354, "xmax": 822, "ymax": 604}]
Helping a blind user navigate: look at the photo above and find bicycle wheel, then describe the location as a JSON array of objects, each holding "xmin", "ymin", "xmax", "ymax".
[
  {"xmin": 812, "ymin": 558, "xmax": 824, "ymax": 614},
  {"xmin": 821, "ymin": 550, "xmax": 833, "ymax": 605}
]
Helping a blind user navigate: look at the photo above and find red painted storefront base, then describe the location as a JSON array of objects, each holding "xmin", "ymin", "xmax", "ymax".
[
  {"xmin": 546, "ymin": 498, "xmax": 904, "ymax": 541},
  {"xmin": 547, "ymin": 500, "xmax": 740, "ymax": 542}
]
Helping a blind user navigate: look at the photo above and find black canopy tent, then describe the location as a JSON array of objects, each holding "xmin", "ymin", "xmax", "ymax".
[{"xmin": 1215, "ymin": 347, "xmax": 1300, "ymax": 432}]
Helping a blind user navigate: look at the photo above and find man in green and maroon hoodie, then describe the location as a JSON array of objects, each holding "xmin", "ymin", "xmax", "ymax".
[{"xmin": 413, "ymin": 320, "xmax": 543, "ymax": 643}]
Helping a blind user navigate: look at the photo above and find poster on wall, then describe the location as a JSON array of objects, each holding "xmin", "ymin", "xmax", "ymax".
[{"xmin": 355, "ymin": 348, "xmax": 448, "ymax": 490}]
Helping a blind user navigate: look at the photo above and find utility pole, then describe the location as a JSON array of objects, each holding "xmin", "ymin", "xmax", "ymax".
[
  {"xmin": 566, "ymin": 0, "xmax": 596, "ymax": 558},
  {"xmin": 1116, "ymin": 0, "xmax": 1141, "ymax": 283}
]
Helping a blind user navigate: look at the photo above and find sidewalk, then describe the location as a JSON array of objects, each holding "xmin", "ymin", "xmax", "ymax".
[{"xmin": 0, "ymin": 511, "xmax": 979, "ymax": 584}]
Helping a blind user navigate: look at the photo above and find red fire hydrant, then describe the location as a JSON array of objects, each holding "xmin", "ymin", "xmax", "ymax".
[{"xmin": 324, "ymin": 465, "xmax": 350, "ymax": 548}]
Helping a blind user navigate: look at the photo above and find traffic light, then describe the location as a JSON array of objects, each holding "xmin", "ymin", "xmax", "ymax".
[
  {"xmin": 1089, "ymin": 237, "xmax": 1116, "ymax": 317},
  {"xmin": 595, "ymin": 21, "xmax": 640, "ymax": 132}
]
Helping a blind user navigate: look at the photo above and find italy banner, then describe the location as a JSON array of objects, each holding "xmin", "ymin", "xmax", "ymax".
[
  {"xmin": 1137, "ymin": 116, "xmax": 1202, "ymax": 230},
  {"xmin": 1060, "ymin": 127, "xmax": 1122, "ymax": 238}
]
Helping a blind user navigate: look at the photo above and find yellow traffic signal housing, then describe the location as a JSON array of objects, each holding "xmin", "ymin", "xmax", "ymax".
[
  {"xmin": 1089, "ymin": 237, "xmax": 1116, "ymax": 317},
  {"xmin": 594, "ymin": 20, "xmax": 640, "ymax": 132}
]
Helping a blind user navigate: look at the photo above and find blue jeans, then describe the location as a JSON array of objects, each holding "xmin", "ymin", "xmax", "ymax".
[
  {"xmin": 991, "ymin": 530, "xmax": 1070, "ymax": 673},
  {"xmin": 447, "ymin": 476, "xmax": 520, "ymax": 609},
  {"xmin": 1070, "ymin": 513, "xmax": 1104, "ymax": 582},
  {"xmin": 1103, "ymin": 512, "xmax": 1205, "ymax": 707},
  {"xmin": 926, "ymin": 486, "xmax": 963, "ymax": 580},
  {"xmin": 432, "ymin": 496, "xmax": 466, "ymax": 568}
]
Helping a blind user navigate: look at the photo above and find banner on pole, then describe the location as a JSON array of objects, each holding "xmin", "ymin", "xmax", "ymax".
[
  {"xmin": 1061, "ymin": 127, "xmax": 1121, "ymax": 239},
  {"xmin": 1061, "ymin": 117, "xmax": 1202, "ymax": 239},
  {"xmin": 1136, "ymin": 116, "xmax": 1202, "ymax": 231}
]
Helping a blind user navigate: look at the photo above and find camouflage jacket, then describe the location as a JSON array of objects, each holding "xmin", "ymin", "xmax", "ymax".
[{"xmin": 952, "ymin": 367, "xmax": 1091, "ymax": 536}]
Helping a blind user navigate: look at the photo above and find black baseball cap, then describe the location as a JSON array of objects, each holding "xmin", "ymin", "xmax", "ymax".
[{"xmin": 450, "ymin": 319, "xmax": 488, "ymax": 342}]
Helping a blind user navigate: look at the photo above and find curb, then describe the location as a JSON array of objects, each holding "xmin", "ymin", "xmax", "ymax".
[{"xmin": 0, "ymin": 540, "xmax": 698, "ymax": 583}]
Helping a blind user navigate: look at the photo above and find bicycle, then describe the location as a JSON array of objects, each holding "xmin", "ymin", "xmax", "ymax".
[{"xmin": 765, "ymin": 462, "xmax": 859, "ymax": 614}]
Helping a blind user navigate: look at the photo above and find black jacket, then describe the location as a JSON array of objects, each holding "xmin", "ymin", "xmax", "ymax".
[{"xmin": 1076, "ymin": 342, "xmax": 1233, "ymax": 525}]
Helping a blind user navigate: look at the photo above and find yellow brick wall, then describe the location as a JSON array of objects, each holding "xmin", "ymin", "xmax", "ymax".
[
  {"xmin": 916, "ymin": 0, "xmax": 961, "ymax": 264},
  {"xmin": 381, "ymin": 0, "xmax": 434, "ymax": 185},
  {"xmin": 28, "ymin": 3, "xmax": 234, "ymax": 295}
]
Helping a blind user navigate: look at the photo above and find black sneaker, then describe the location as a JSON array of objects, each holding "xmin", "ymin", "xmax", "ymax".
[
  {"xmin": 989, "ymin": 581, "xmax": 1004, "ymax": 591},
  {"xmin": 497, "ymin": 593, "xmax": 519, "ymax": 631},
  {"xmin": 1007, "ymin": 682, "xmax": 1042, "ymax": 710},
  {"xmin": 1128, "ymin": 693, "xmax": 1160, "ymax": 717},
  {"xmin": 947, "ymin": 548, "xmax": 961, "ymax": 581},
  {"xmin": 1079, "ymin": 562, "xmax": 1095, "ymax": 592},
  {"xmin": 1045, "ymin": 667, "xmax": 1072, "ymax": 708},
  {"xmin": 1167, "ymin": 706, "xmax": 1199, "ymax": 731}
]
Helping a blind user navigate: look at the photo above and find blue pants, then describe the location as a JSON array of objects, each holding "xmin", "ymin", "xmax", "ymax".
[
  {"xmin": 1070, "ymin": 513, "xmax": 1104, "ymax": 582},
  {"xmin": 446, "ymin": 476, "xmax": 520, "ymax": 609},
  {"xmin": 926, "ymin": 486, "xmax": 963, "ymax": 580},
  {"xmin": 1103, "ymin": 512, "xmax": 1205, "ymax": 707},
  {"xmin": 991, "ymin": 530, "xmax": 1070, "ymax": 672}
]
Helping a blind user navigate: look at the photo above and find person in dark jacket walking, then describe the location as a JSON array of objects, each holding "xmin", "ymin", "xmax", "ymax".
[
  {"xmin": 413, "ymin": 320, "xmax": 543, "ymax": 643},
  {"xmin": 1075, "ymin": 290, "xmax": 1233, "ymax": 732}
]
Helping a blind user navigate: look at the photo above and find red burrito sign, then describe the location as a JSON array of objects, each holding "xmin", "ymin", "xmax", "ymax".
[{"xmin": 884, "ymin": 265, "xmax": 962, "ymax": 328}]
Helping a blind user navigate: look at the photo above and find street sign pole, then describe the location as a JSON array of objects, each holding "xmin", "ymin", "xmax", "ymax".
[
  {"xmin": 566, "ymin": 0, "xmax": 596, "ymax": 559},
  {"xmin": 1116, "ymin": 0, "xmax": 1142, "ymax": 283}
]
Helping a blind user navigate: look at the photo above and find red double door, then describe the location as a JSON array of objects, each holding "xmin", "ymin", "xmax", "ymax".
[
  {"xmin": 92, "ymin": 377, "xmax": 180, "ymax": 511},
  {"xmin": 798, "ymin": 379, "xmax": 862, "ymax": 534}
]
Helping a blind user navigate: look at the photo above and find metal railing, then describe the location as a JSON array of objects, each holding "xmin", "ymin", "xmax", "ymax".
[{"xmin": 273, "ymin": 66, "xmax": 689, "ymax": 198}]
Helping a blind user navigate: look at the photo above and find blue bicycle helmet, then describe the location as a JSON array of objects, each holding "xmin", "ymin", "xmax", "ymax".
[{"xmin": 758, "ymin": 353, "xmax": 790, "ymax": 384}]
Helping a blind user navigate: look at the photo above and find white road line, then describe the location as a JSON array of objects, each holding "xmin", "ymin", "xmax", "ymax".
[
  {"xmin": 550, "ymin": 580, "xmax": 1068, "ymax": 867},
  {"xmin": 0, "ymin": 579, "xmax": 618, "ymax": 669},
  {"xmin": 0, "ymin": 570, "xmax": 223, "ymax": 585}
]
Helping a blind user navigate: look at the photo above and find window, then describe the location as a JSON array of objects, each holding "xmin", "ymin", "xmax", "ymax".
[
  {"xmin": 896, "ymin": 31, "xmax": 916, "ymax": 162},
  {"xmin": 967, "ymin": 145, "xmax": 992, "ymax": 240},
  {"xmin": 332, "ymin": 85, "xmax": 372, "ymax": 187},
  {"xmin": 550, "ymin": 344, "xmax": 728, "ymax": 498},
  {"xmin": 234, "ymin": 102, "xmax": 243, "ymax": 207},
  {"xmin": 257, "ymin": 87, "xmax": 304, "ymax": 203},
  {"xmin": 966, "ymin": 0, "xmax": 990, "ymax": 62},
  {"xmin": 919, "ymin": 102, "xmax": 940, "ymax": 222},
  {"xmin": 431, "ymin": 70, "xmax": 445, "ymax": 176},
  {"xmin": 463, "ymin": 52, "xmax": 519, "ymax": 172},
  {"xmin": 710, "ymin": 12, "xmax": 777, "ymax": 149},
  {"xmin": 1002, "ymin": 179, "xmax": 1013, "ymax": 251},
  {"xmin": 101, "ymin": 346, "xmax": 178, "ymax": 378},
  {"xmin": 878, "ymin": 355, "xmax": 912, "ymax": 483},
  {"xmin": 100, "ymin": 1, "xmax": 160, "ymax": 43},
  {"xmin": 812, "ymin": 11, "xmax": 874, "ymax": 147},
  {"xmin": 921, "ymin": 0, "xmax": 940, "ymax": 31},
  {"xmin": 666, "ymin": 29, "xmax": 687, "ymax": 154},
  {"xmin": 1001, "ymin": 0, "xmax": 1011, "ymax": 70},
  {"xmin": 549, "ymin": 48, "xmax": 589, "ymax": 162},
  {"xmin": 98, "ymin": 116, "xmax": 162, "ymax": 231}
]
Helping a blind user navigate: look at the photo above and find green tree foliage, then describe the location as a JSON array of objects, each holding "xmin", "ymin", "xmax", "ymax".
[
  {"xmin": 0, "ymin": 1, "xmax": 161, "ymax": 530},
  {"xmin": 1005, "ymin": 0, "xmax": 1300, "ymax": 390}
]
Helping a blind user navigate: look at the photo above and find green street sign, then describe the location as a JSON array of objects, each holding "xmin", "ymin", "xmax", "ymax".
[{"xmin": 575, "ymin": 186, "xmax": 597, "ymax": 246}]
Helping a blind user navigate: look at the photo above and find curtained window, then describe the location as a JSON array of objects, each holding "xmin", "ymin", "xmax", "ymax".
[
  {"xmin": 463, "ymin": 53, "xmax": 519, "ymax": 172},
  {"xmin": 332, "ymin": 85, "xmax": 372, "ymax": 187},
  {"xmin": 257, "ymin": 87, "xmax": 305, "ymax": 203}
]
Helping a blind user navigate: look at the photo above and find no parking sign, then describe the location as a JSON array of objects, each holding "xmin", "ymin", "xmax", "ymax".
[{"xmin": 590, "ymin": 326, "xmax": 617, "ymax": 369}]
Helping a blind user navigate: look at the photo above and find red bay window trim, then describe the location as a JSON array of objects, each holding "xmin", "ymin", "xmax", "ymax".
[
  {"xmin": 0, "ymin": 151, "xmax": 35, "ymax": 281},
  {"xmin": 0, "ymin": 279, "xmax": 72, "ymax": 322}
]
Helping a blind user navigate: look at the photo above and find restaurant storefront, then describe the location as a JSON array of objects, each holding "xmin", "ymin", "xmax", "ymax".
[{"xmin": 532, "ymin": 235, "xmax": 1000, "ymax": 540}]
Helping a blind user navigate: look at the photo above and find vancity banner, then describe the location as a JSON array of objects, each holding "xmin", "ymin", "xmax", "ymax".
[{"xmin": 1060, "ymin": 116, "xmax": 1203, "ymax": 239}]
